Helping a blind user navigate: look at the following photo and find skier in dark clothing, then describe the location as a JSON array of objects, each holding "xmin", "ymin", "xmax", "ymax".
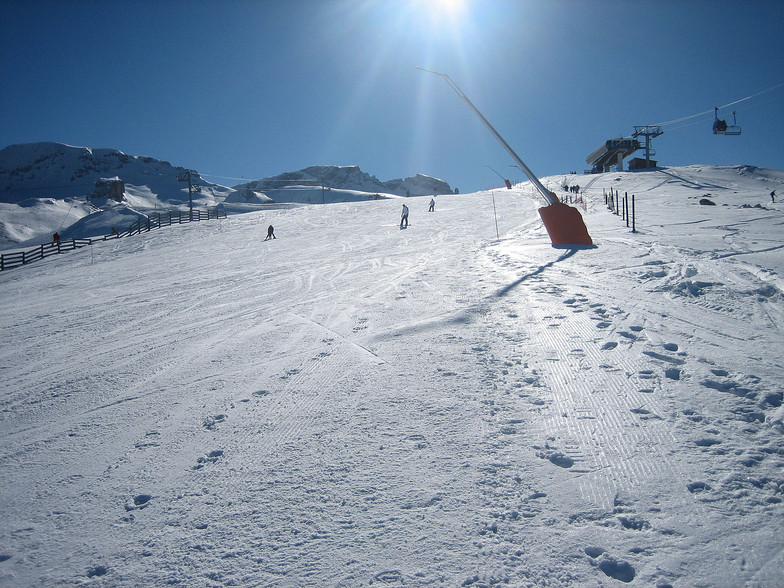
[
  {"xmin": 429, "ymin": 198, "xmax": 435, "ymax": 212},
  {"xmin": 265, "ymin": 225, "xmax": 276, "ymax": 240},
  {"xmin": 771, "ymin": 190, "xmax": 776, "ymax": 203},
  {"xmin": 52, "ymin": 232, "xmax": 60, "ymax": 244}
]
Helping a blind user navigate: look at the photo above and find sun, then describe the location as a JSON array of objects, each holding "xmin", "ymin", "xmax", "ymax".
[
  {"xmin": 431, "ymin": 0, "xmax": 466, "ymax": 14},
  {"xmin": 411, "ymin": 0, "xmax": 468, "ymax": 23}
]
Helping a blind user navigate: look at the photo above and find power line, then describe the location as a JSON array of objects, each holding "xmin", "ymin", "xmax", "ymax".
[{"xmin": 199, "ymin": 173, "xmax": 252, "ymax": 182}]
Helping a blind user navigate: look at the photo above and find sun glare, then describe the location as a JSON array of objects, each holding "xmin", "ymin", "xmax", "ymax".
[
  {"xmin": 413, "ymin": 0, "xmax": 468, "ymax": 24},
  {"xmin": 432, "ymin": 0, "xmax": 466, "ymax": 15}
]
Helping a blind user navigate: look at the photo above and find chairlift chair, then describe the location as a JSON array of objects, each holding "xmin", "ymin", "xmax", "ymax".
[{"xmin": 713, "ymin": 107, "xmax": 741, "ymax": 135}]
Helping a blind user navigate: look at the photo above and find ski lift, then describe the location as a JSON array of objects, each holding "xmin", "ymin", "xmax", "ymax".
[{"xmin": 713, "ymin": 107, "xmax": 741, "ymax": 135}]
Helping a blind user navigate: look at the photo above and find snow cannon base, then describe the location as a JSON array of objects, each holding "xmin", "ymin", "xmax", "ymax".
[{"xmin": 538, "ymin": 203, "xmax": 593, "ymax": 246}]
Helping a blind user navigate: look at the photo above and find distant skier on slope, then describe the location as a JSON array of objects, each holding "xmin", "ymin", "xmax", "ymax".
[
  {"xmin": 429, "ymin": 198, "xmax": 435, "ymax": 212},
  {"xmin": 771, "ymin": 190, "xmax": 776, "ymax": 203},
  {"xmin": 265, "ymin": 225, "xmax": 276, "ymax": 240},
  {"xmin": 400, "ymin": 204, "xmax": 409, "ymax": 228}
]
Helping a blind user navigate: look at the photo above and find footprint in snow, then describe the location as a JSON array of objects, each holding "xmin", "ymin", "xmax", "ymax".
[
  {"xmin": 535, "ymin": 446, "xmax": 574, "ymax": 468},
  {"xmin": 687, "ymin": 481, "xmax": 711, "ymax": 493},
  {"xmin": 125, "ymin": 494, "xmax": 153, "ymax": 511},
  {"xmin": 202, "ymin": 414, "xmax": 226, "ymax": 430},
  {"xmin": 598, "ymin": 556, "xmax": 636, "ymax": 583},
  {"xmin": 630, "ymin": 407, "xmax": 661, "ymax": 420},
  {"xmin": 373, "ymin": 570, "xmax": 403, "ymax": 584},
  {"xmin": 643, "ymin": 350, "xmax": 685, "ymax": 365},
  {"xmin": 665, "ymin": 368, "xmax": 681, "ymax": 380},
  {"xmin": 584, "ymin": 548, "xmax": 637, "ymax": 582},
  {"xmin": 86, "ymin": 565, "xmax": 109, "ymax": 578},
  {"xmin": 193, "ymin": 450, "xmax": 224, "ymax": 470}
]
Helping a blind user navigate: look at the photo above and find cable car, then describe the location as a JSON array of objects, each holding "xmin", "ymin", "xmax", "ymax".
[{"xmin": 713, "ymin": 107, "xmax": 741, "ymax": 135}]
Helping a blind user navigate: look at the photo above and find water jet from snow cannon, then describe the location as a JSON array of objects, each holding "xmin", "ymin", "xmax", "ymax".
[{"xmin": 417, "ymin": 67, "xmax": 592, "ymax": 246}]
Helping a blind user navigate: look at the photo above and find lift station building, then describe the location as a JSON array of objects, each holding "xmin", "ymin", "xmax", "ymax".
[{"xmin": 586, "ymin": 138, "xmax": 641, "ymax": 173}]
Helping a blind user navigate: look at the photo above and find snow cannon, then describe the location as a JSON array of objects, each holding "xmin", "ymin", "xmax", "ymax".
[
  {"xmin": 538, "ymin": 201, "xmax": 593, "ymax": 246},
  {"xmin": 417, "ymin": 67, "xmax": 594, "ymax": 247}
]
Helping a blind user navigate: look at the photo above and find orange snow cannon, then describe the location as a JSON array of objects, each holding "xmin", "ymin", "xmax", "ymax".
[{"xmin": 417, "ymin": 66, "xmax": 594, "ymax": 247}]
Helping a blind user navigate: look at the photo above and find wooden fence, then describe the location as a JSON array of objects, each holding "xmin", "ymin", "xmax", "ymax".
[{"xmin": 1, "ymin": 207, "xmax": 226, "ymax": 272}]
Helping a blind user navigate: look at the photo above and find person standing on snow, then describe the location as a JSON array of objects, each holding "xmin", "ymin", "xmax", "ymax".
[
  {"xmin": 429, "ymin": 198, "xmax": 435, "ymax": 212},
  {"xmin": 265, "ymin": 225, "xmax": 276, "ymax": 240},
  {"xmin": 771, "ymin": 190, "xmax": 776, "ymax": 203},
  {"xmin": 400, "ymin": 204, "xmax": 409, "ymax": 228}
]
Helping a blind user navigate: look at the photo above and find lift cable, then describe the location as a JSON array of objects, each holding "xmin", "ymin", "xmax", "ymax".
[{"xmin": 650, "ymin": 81, "xmax": 784, "ymax": 127}]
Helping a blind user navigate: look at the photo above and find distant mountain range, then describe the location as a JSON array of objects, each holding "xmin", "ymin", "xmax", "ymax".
[
  {"xmin": 0, "ymin": 142, "xmax": 452, "ymax": 204},
  {"xmin": 238, "ymin": 165, "xmax": 452, "ymax": 198},
  {"xmin": 0, "ymin": 142, "xmax": 453, "ymax": 247},
  {"xmin": 0, "ymin": 142, "xmax": 231, "ymax": 208}
]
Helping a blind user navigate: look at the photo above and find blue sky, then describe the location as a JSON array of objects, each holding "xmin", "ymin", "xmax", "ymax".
[{"xmin": 2, "ymin": 0, "xmax": 782, "ymax": 193}]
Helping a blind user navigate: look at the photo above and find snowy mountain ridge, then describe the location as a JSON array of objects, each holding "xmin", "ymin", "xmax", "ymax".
[
  {"xmin": 238, "ymin": 164, "xmax": 452, "ymax": 197},
  {"xmin": 0, "ymin": 142, "xmax": 230, "ymax": 205},
  {"xmin": 0, "ymin": 142, "xmax": 453, "ymax": 248}
]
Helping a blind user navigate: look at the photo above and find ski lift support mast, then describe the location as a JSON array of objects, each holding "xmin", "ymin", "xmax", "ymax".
[{"xmin": 416, "ymin": 67, "xmax": 557, "ymax": 206}]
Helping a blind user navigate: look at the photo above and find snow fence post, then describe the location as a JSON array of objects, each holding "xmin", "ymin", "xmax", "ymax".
[{"xmin": 625, "ymin": 193, "xmax": 629, "ymax": 227}]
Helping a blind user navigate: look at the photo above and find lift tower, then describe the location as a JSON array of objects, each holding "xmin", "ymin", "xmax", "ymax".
[{"xmin": 632, "ymin": 126, "xmax": 663, "ymax": 169}]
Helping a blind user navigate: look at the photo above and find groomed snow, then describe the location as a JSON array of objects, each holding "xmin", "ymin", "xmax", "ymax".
[{"xmin": 1, "ymin": 166, "xmax": 783, "ymax": 587}]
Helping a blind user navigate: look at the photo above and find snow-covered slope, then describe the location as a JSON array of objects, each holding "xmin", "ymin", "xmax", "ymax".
[{"xmin": 1, "ymin": 165, "xmax": 783, "ymax": 587}]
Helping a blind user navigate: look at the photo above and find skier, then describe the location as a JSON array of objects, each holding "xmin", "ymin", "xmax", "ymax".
[
  {"xmin": 429, "ymin": 198, "xmax": 435, "ymax": 212},
  {"xmin": 265, "ymin": 225, "xmax": 276, "ymax": 240},
  {"xmin": 400, "ymin": 204, "xmax": 409, "ymax": 228},
  {"xmin": 771, "ymin": 190, "xmax": 776, "ymax": 203},
  {"xmin": 52, "ymin": 232, "xmax": 60, "ymax": 244}
]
